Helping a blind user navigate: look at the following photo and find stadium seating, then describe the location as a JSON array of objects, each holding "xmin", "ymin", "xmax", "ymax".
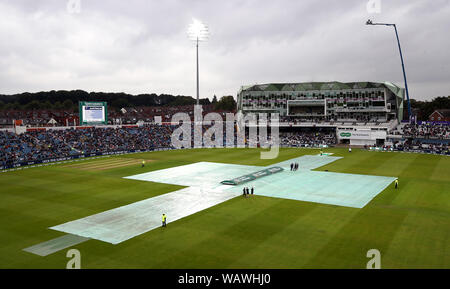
[
  {"xmin": 2, "ymin": 119, "xmax": 449, "ymax": 168},
  {"xmin": 0, "ymin": 125, "xmax": 175, "ymax": 167}
]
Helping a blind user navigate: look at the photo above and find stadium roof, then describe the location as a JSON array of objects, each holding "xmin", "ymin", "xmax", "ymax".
[{"xmin": 240, "ymin": 81, "xmax": 404, "ymax": 95}]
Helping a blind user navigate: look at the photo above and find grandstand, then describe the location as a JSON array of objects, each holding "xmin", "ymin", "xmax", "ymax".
[
  {"xmin": 386, "ymin": 121, "xmax": 450, "ymax": 154},
  {"xmin": 238, "ymin": 81, "xmax": 404, "ymax": 121},
  {"xmin": 0, "ymin": 124, "xmax": 176, "ymax": 170},
  {"xmin": 238, "ymin": 81, "xmax": 405, "ymax": 146}
]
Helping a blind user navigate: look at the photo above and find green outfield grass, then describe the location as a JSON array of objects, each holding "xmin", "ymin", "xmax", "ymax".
[{"xmin": 0, "ymin": 148, "xmax": 449, "ymax": 268}]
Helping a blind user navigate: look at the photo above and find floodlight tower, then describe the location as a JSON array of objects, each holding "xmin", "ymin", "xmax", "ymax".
[
  {"xmin": 366, "ymin": 19, "xmax": 412, "ymax": 120},
  {"xmin": 188, "ymin": 18, "xmax": 209, "ymax": 105}
]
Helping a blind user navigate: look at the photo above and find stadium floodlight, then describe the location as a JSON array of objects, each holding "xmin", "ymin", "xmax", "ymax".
[
  {"xmin": 366, "ymin": 19, "xmax": 413, "ymax": 120},
  {"xmin": 188, "ymin": 18, "xmax": 209, "ymax": 105}
]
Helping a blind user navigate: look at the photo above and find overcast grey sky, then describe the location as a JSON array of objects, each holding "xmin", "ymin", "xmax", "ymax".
[{"xmin": 0, "ymin": 0, "xmax": 449, "ymax": 100}]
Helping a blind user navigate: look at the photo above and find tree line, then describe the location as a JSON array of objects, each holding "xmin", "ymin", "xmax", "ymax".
[
  {"xmin": 0, "ymin": 90, "xmax": 237, "ymax": 112},
  {"xmin": 410, "ymin": 96, "xmax": 450, "ymax": 120}
]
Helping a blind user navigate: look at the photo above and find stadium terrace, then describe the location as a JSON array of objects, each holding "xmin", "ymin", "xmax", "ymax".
[
  {"xmin": 238, "ymin": 81, "xmax": 404, "ymax": 122},
  {"xmin": 238, "ymin": 81, "xmax": 409, "ymax": 147}
]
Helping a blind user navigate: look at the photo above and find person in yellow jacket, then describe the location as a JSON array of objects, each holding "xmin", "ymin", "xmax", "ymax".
[
  {"xmin": 142, "ymin": 160, "xmax": 145, "ymax": 168},
  {"xmin": 395, "ymin": 179, "xmax": 398, "ymax": 189},
  {"xmin": 162, "ymin": 214, "xmax": 167, "ymax": 227}
]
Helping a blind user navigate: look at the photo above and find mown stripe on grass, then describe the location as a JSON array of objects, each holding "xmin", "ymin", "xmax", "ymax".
[
  {"xmin": 362, "ymin": 151, "xmax": 398, "ymax": 176},
  {"xmin": 383, "ymin": 208, "xmax": 450, "ymax": 268},
  {"xmin": 77, "ymin": 161, "xmax": 134, "ymax": 169},
  {"xmin": 62, "ymin": 158, "xmax": 116, "ymax": 167},
  {"xmin": 400, "ymin": 153, "xmax": 441, "ymax": 180},
  {"xmin": 313, "ymin": 150, "xmax": 373, "ymax": 173},
  {"xmin": 367, "ymin": 151, "xmax": 417, "ymax": 176},
  {"xmin": 367, "ymin": 153, "xmax": 419, "ymax": 206},
  {"xmin": 63, "ymin": 158, "xmax": 128, "ymax": 168},
  {"xmin": 430, "ymin": 155, "xmax": 450, "ymax": 182},
  {"xmin": 150, "ymin": 196, "xmax": 318, "ymax": 268},
  {"xmin": 229, "ymin": 204, "xmax": 361, "ymax": 268},
  {"xmin": 78, "ymin": 160, "xmax": 141, "ymax": 170},
  {"xmin": 303, "ymin": 205, "xmax": 409, "ymax": 268}
]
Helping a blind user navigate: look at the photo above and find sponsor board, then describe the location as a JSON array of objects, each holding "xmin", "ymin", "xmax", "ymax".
[{"xmin": 221, "ymin": 166, "xmax": 284, "ymax": 186}]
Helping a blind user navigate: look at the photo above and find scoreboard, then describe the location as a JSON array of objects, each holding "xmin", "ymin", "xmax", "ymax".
[{"xmin": 79, "ymin": 101, "xmax": 108, "ymax": 125}]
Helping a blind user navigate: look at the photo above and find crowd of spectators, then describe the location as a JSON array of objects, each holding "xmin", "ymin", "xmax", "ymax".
[
  {"xmin": 1, "ymin": 123, "xmax": 339, "ymax": 167},
  {"xmin": 401, "ymin": 123, "xmax": 450, "ymax": 139},
  {"xmin": 366, "ymin": 139, "xmax": 450, "ymax": 155},
  {"xmin": 0, "ymin": 124, "xmax": 176, "ymax": 167},
  {"xmin": 3, "ymin": 120, "xmax": 450, "ymax": 168},
  {"xmin": 280, "ymin": 131, "xmax": 336, "ymax": 147},
  {"xmin": 394, "ymin": 139, "xmax": 449, "ymax": 155}
]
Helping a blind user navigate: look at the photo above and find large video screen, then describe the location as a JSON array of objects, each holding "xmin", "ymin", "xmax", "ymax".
[{"xmin": 79, "ymin": 101, "xmax": 108, "ymax": 125}]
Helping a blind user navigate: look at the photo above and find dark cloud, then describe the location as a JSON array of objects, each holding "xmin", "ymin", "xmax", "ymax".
[{"xmin": 0, "ymin": 0, "xmax": 449, "ymax": 100}]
